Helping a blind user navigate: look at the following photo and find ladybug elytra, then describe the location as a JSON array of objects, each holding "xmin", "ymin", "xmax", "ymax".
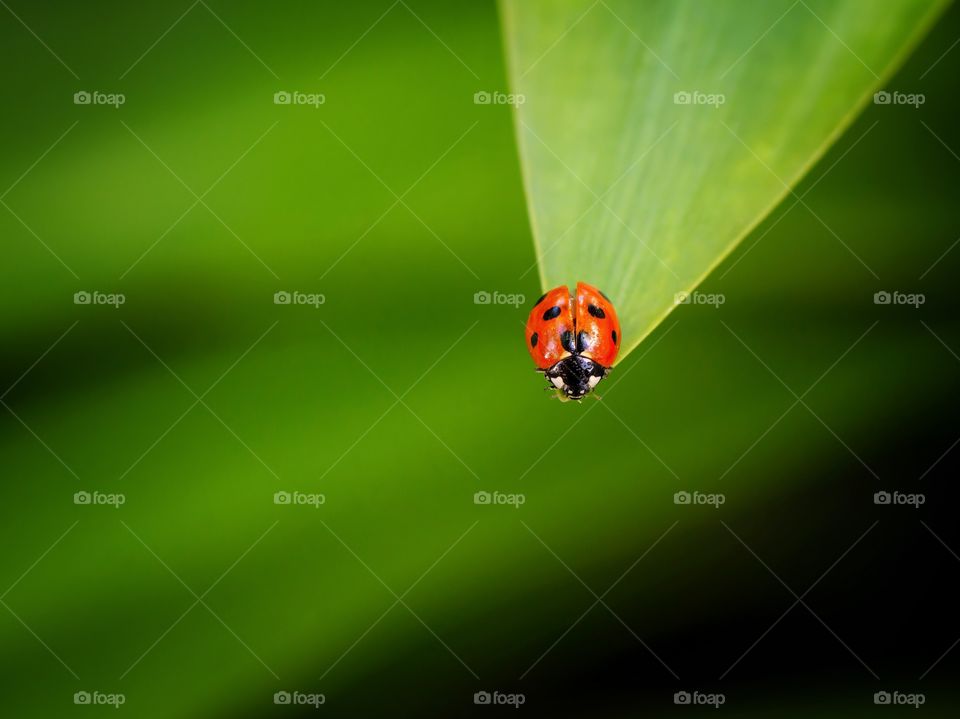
[{"xmin": 525, "ymin": 282, "xmax": 621, "ymax": 400}]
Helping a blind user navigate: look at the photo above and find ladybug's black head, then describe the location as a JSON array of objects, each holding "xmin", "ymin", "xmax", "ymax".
[{"xmin": 545, "ymin": 355, "xmax": 607, "ymax": 400}]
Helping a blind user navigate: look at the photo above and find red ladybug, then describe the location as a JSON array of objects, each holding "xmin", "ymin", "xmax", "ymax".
[{"xmin": 525, "ymin": 282, "xmax": 621, "ymax": 400}]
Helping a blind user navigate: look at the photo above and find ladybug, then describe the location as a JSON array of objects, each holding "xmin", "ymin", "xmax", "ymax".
[{"xmin": 525, "ymin": 282, "xmax": 621, "ymax": 400}]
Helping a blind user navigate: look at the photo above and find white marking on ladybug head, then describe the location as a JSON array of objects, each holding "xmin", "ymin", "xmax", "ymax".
[
  {"xmin": 587, "ymin": 375, "xmax": 602, "ymax": 389},
  {"xmin": 550, "ymin": 375, "xmax": 565, "ymax": 389}
]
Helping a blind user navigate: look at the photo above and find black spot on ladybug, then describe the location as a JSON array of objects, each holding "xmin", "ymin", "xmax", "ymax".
[
  {"xmin": 560, "ymin": 330, "xmax": 575, "ymax": 353},
  {"xmin": 535, "ymin": 293, "xmax": 547, "ymax": 306},
  {"xmin": 530, "ymin": 332, "xmax": 538, "ymax": 347},
  {"xmin": 612, "ymin": 330, "xmax": 618, "ymax": 344},
  {"xmin": 543, "ymin": 305, "xmax": 562, "ymax": 321},
  {"xmin": 588, "ymin": 304, "xmax": 605, "ymax": 319},
  {"xmin": 576, "ymin": 330, "xmax": 591, "ymax": 352}
]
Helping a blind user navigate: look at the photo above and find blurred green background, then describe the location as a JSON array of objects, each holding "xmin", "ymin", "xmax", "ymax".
[{"xmin": 1, "ymin": 1, "xmax": 959, "ymax": 716}]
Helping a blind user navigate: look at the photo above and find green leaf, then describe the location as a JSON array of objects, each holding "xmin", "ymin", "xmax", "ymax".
[{"xmin": 501, "ymin": 0, "xmax": 948, "ymax": 360}]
